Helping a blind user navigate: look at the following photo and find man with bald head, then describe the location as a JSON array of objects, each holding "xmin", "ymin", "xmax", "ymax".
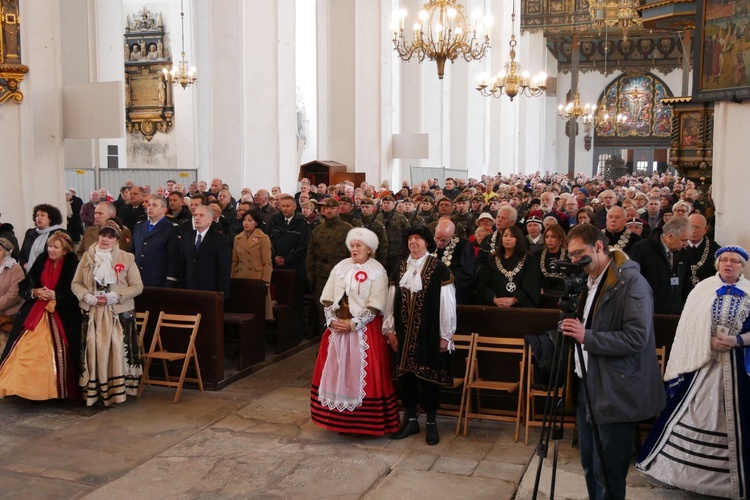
[
  {"xmin": 683, "ymin": 213, "xmax": 721, "ymax": 295},
  {"xmin": 603, "ymin": 206, "xmax": 641, "ymax": 254},
  {"xmin": 434, "ymin": 219, "xmax": 475, "ymax": 304},
  {"xmin": 253, "ymin": 189, "xmax": 279, "ymax": 231},
  {"xmin": 76, "ymin": 202, "xmax": 132, "ymax": 258}
]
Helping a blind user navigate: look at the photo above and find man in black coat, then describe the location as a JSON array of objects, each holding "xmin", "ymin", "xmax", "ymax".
[
  {"xmin": 434, "ymin": 219, "xmax": 474, "ymax": 304},
  {"xmin": 182, "ymin": 205, "xmax": 230, "ymax": 295},
  {"xmin": 603, "ymin": 206, "xmax": 641, "ymax": 254},
  {"xmin": 269, "ymin": 195, "xmax": 311, "ymax": 339},
  {"xmin": 683, "ymin": 213, "xmax": 721, "ymax": 296},
  {"xmin": 629, "ymin": 216, "xmax": 690, "ymax": 314},
  {"xmin": 118, "ymin": 185, "xmax": 147, "ymax": 232},
  {"xmin": 132, "ymin": 197, "xmax": 182, "ymax": 288}
]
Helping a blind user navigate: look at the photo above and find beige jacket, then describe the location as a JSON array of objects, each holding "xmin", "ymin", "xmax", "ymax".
[
  {"xmin": 72, "ymin": 245, "xmax": 143, "ymax": 313},
  {"xmin": 231, "ymin": 228, "xmax": 272, "ymax": 283},
  {"xmin": 0, "ymin": 260, "xmax": 24, "ymax": 316}
]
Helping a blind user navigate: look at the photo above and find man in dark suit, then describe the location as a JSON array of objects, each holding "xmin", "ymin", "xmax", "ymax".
[
  {"xmin": 132, "ymin": 197, "xmax": 182, "ymax": 288},
  {"xmin": 269, "ymin": 194, "xmax": 311, "ymax": 339},
  {"xmin": 683, "ymin": 213, "xmax": 721, "ymax": 296},
  {"xmin": 118, "ymin": 185, "xmax": 147, "ymax": 232},
  {"xmin": 594, "ymin": 189, "xmax": 619, "ymax": 228},
  {"xmin": 629, "ymin": 216, "xmax": 690, "ymax": 314},
  {"xmin": 182, "ymin": 204, "xmax": 230, "ymax": 295}
]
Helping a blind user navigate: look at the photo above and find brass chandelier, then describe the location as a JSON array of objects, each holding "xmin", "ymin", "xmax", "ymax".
[
  {"xmin": 588, "ymin": 0, "xmax": 642, "ymax": 41},
  {"xmin": 391, "ymin": 0, "xmax": 492, "ymax": 80},
  {"xmin": 475, "ymin": 2, "xmax": 546, "ymax": 101},
  {"xmin": 162, "ymin": 0, "xmax": 196, "ymax": 89}
]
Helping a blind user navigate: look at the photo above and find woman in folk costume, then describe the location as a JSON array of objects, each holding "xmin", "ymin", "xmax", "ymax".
[
  {"xmin": 636, "ymin": 246, "xmax": 750, "ymax": 499},
  {"xmin": 0, "ymin": 231, "xmax": 82, "ymax": 401},
  {"xmin": 72, "ymin": 220, "xmax": 144, "ymax": 407},
  {"xmin": 310, "ymin": 227, "xmax": 400, "ymax": 435}
]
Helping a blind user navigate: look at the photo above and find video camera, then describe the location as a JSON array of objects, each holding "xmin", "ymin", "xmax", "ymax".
[{"xmin": 542, "ymin": 256, "xmax": 591, "ymax": 317}]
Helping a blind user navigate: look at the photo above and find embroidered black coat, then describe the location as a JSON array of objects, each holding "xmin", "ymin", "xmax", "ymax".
[{"xmin": 389, "ymin": 256, "xmax": 454, "ymax": 386}]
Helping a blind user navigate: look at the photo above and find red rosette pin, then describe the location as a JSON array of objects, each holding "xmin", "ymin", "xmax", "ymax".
[
  {"xmin": 354, "ymin": 270, "xmax": 368, "ymax": 295},
  {"xmin": 114, "ymin": 263, "xmax": 125, "ymax": 284}
]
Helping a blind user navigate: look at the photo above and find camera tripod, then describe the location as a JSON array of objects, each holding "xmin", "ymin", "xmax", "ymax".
[{"xmin": 531, "ymin": 303, "xmax": 611, "ymax": 499}]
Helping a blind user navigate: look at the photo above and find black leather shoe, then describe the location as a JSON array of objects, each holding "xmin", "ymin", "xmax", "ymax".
[
  {"xmin": 425, "ymin": 422, "xmax": 440, "ymax": 445},
  {"xmin": 391, "ymin": 419, "xmax": 420, "ymax": 439}
]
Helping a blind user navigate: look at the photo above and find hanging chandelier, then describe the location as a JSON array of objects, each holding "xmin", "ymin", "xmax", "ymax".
[
  {"xmin": 475, "ymin": 3, "xmax": 546, "ymax": 101},
  {"xmin": 589, "ymin": 0, "xmax": 642, "ymax": 41},
  {"xmin": 391, "ymin": 0, "xmax": 492, "ymax": 80},
  {"xmin": 163, "ymin": 0, "xmax": 196, "ymax": 89}
]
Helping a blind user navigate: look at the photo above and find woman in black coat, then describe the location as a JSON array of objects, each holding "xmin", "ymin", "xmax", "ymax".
[
  {"xmin": 0, "ymin": 232, "xmax": 82, "ymax": 400},
  {"xmin": 477, "ymin": 225, "xmax": 541, "ymax": 308}
]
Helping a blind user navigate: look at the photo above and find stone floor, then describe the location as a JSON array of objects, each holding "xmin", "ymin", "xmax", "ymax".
[{"xmin": 0, "ymin": 344, "xmax": 719, "ymax": 499}]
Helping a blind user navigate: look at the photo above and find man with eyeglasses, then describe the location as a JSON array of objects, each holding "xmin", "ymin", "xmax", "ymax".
[
  {"xmin": 629, "ymin": 216, "xmax": 690, "ymax": 314},
  {"xmin": 562, "ymin": 223, "xmax": 666, "ymax": 500},
  {"xmin": 594, "ymin": 189, "xmax": 620, "ymax": 228}
]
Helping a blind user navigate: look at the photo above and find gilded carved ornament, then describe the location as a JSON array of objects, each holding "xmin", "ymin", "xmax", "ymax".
[{"xmin": 0, "ymin": 0, "xmax": 28, "ymax": 104}]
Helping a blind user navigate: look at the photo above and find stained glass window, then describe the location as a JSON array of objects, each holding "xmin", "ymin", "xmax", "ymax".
[{"xmin": 595, "ymin": 73, "xmax": 673, "ymax": 139}]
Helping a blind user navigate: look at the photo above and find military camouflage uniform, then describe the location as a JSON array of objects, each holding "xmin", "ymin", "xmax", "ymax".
[
  {"xmin": 376, "ymin": 209, "xmax": 410, "ymax": 275},
  {"xmin": 403, "ymin": 211, "xmax": 425, "ymax": 227},
  {"xmin": 306, "ymin": 215, "xmax": 353, "ymax": 330},
  {"xmin": 352, "ymin": 215, "xmax": 389, "ymax": 268}
]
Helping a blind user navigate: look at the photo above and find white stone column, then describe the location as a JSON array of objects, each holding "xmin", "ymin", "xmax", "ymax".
[
  {"xmin": 712, "ymin": 101, "xmax": 750, "ymax": 258},
  {"xmin": 200, "ymin": 0, "xmax": 297, "ymax": 194},
  {"xmin": 2, "ymin": 0, "xmax": 65, "ymax": 233}
]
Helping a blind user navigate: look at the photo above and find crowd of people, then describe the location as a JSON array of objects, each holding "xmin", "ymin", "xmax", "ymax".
[{"xmin": 0, "ymin": 170, "xmax": 747, "ymax": 497}]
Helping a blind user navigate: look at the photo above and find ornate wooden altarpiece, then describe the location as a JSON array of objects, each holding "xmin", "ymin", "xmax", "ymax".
[
  {"xmin": 124, "ymin": 7, "xmax": 173, "ymax": 141},
  {"xmin": 0, "ymin": 0, "xmax": 28, "ymax": 104},
  {"xmin": 520, "ymin": 0, "xmax": 686, "ymax": 76},
  {"xmin": 662, "ymin": 97, "xmax": 714, "ymax": 186}
]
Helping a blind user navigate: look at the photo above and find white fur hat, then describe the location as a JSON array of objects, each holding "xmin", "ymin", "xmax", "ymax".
[{"xmin": 346, "ymin": 227, "xmax": 379, "ymax": 254}]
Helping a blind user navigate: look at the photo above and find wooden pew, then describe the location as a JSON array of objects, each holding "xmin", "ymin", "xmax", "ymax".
[
  {"xmin": 270, "ymin": 269, "xmax": 300, "ymax": 354},
  {"xmin": 225, "ymin": 278, "xmax": 268, "ymax": 369}
]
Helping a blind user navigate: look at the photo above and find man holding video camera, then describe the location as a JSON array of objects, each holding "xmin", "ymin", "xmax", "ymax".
[{"xmin": 561, "ymin": 223, "xmax": 665, "ymax": 500}]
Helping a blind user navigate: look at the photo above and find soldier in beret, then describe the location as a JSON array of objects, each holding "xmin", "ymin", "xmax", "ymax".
[
  {"xmin": 400, "ymin": 197, "xmax": 425, "ymax": 227},
  {"xmin": 417, "ymin": 196, "xmax": 436, "ymax": 223},
  {"xmin": 338, "ymin": 196, "xmax": 360, "ymax": 225},
  {"xmin": 306, "ymin": 197, "xmax": 354, "ymax": 331},
  {"xmin": 352, "ymin": 198, "xmax": 388, "ymax": 268},
  {"xmin": 376, "ymin": 195, "xmax": 411, "ymax": 276}
]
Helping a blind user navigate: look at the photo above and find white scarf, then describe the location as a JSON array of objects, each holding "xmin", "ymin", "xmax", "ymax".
[
  {"xmin": 399, "ymin": 253, "xmax": 428, "ymax": 293},
  {"xmin": 93, "ymin": 245, "xmax": 117, "ymax": 286},
  {"xmin": 664, "ymin": 274, "xmax": 750, "ymax": 380},
  {"xmin": 0, "ymin": 255, "xmax": 17, "ymax": 274},
  {"xmin": 28, "ymin": 224, "xmax": 64, "ymax": 269}
]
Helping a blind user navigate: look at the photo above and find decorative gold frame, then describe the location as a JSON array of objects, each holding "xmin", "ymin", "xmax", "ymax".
[
  {"xmin": 124, "ymin": 7, "xmax": 173, "ymax": 141},
  {"xmin": 0, "ymin": 0, "xmax": 29, "ymax": 104}
]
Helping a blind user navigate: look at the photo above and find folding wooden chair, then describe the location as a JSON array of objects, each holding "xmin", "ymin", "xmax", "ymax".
[
  {"xmin": 135, "ymin": 310, "xmax": 150, "ymax": 358},
  {"xmin": 656, "ymin": 345, "xmax": 667, "ymax": 377},
  {"xmin": 524, "ymin": 343, "xmax": 575, "ymax": 446},
  {"xmin": 138, "ymin": 312, "xmax": 203, "ymax": 403},
  {"xmin": 435, "ymin": 333, "xmax": 478, "ymax": 435},
  {"xmin": 461, "ymin": 336, "xmax": 526, "ymax": 442}
]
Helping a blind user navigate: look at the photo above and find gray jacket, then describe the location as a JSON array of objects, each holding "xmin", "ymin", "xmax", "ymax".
[{"xmin": 580, "ymin": 252, "xmax": 666, "ymax": 424}]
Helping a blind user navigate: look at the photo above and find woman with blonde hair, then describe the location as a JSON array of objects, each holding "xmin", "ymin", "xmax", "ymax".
[{"xmin": 0, "ymin": 231, "xmax": 82, "ymax": 401}]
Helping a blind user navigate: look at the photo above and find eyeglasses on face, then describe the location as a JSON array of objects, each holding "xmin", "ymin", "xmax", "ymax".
[{"xmin": 568, "ymin": 244, "xmax": 593, "ymax": 260}]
